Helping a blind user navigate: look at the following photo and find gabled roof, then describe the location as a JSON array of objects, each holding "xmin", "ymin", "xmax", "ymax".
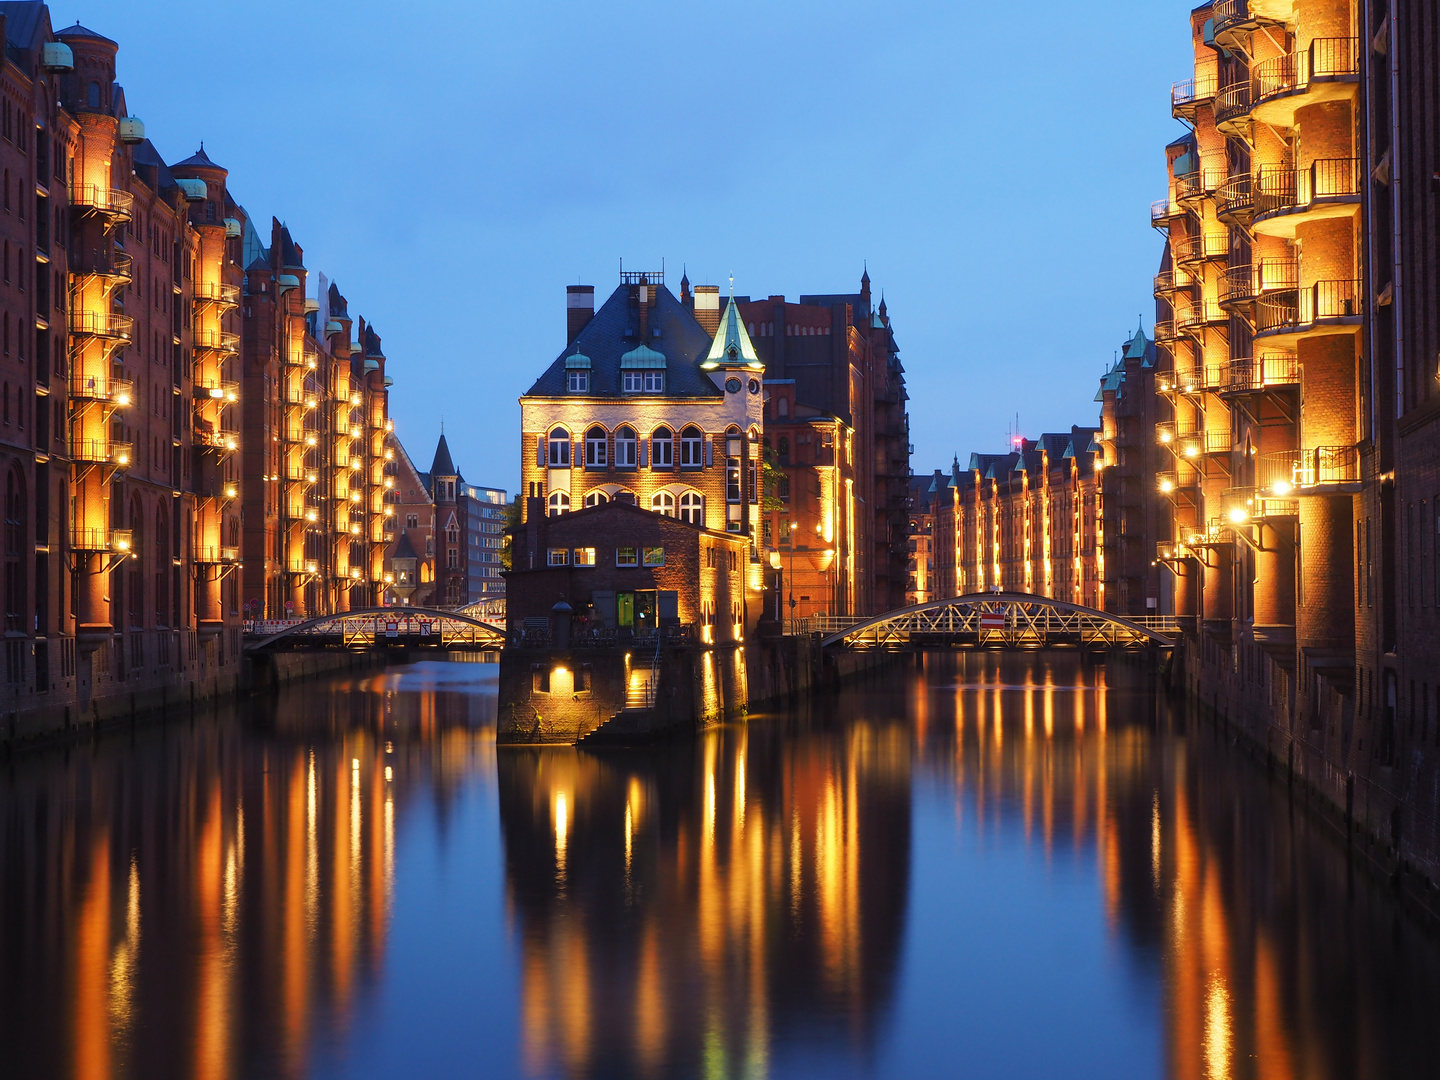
[
  {"xmin": 524, "ymin": 283, "xmax": 721, "ymax": 399},
  {"xmin": 702, "ymin": 297, "xmax": 763, "ymax": 370}
]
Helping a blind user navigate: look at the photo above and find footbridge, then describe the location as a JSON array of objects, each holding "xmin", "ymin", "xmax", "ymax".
[
  {"xmin": 809, "ymin": 593, "xmax": 1178, "ymax": 651},
  {"xmin": 244, "ymin": 607, "xmax": 507, "ymax": 653}
]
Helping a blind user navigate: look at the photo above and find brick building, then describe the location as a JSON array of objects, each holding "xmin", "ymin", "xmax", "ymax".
[
  {"xmin": 738, "ymin": 271, "xmax": 910, "ymax": 619},
  {"xmin": 1150, "ymin": 0, "xmax": 1440, "ymax": 879},
  {"xmin": 0, "ymin": 4, "xmax": 406, "ymax": 734}
]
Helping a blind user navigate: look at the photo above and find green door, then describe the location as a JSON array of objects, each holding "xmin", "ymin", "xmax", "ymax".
[{"xmin": 617, "ymin": 592, "xmax": 635, "ymax": 628}]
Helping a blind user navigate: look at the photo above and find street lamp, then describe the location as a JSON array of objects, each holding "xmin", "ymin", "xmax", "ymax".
[{"xmin": 786, "ymin": 517, "xmax": 797, "ymax": 626}]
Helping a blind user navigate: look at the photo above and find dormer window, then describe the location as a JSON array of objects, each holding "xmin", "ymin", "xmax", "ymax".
[
  {"xmin": 568, "ymin": 369, "xmax": 589, "ymax": 393},
  {"xmin": 623, "ymin": 370, "xmax": 664, "ymax": 393}
]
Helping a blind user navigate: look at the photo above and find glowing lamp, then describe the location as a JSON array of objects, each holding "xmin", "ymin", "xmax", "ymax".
[
  {"xmin": 116, "ymin": 391, "xmax": 131, "ymax": 406},
  {"xmin": 1159, "ymin": 479, "xmax": 1174, "ymax": 493},
  {"xmin": 1272, "ymin": 480, "xmax": 1293, "ymax": 496},
  {"xmin": 1228, "ymin": 507, "xmax": 1249, "ymax": 524},
  {"xmin": 224, "ymin": 485, "xmax": 237, "ymax": 499},
  {"xmin": 1159, "ymin": 431, "xmax": 1172, "ymax": 443},
  {"xmin": 1184, "ymin": 445, "xmax": 1199, "ymax": 458},
  {"xmin": 350, "ymin": 567, "xmax": 361, "ymax": 579},
  {"xmin": 306, "ymin": 435, "xmax": 318, "ymax": 447},
  {"xmin": 209, "ymin": 387, "xmax": 224, "ymax": 399}
]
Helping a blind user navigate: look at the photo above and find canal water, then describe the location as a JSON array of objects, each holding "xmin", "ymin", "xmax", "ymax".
[{"xmin": 3, "ymin": 654, "xmax": 1439, "ymax": 1079}]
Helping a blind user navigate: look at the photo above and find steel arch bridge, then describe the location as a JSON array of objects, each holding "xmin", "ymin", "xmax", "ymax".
[
  {"xmin": 816, "ymin": 593, "xmax": 1178, "ymax": 651},
  {"xmin": 244, "ymin": 607, "xmax": 507, "ymax": 652}
]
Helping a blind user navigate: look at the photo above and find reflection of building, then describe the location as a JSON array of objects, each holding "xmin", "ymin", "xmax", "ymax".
[{"xmin": 496, "ymin": 719, "xmax": 911, "ymax": 1075}]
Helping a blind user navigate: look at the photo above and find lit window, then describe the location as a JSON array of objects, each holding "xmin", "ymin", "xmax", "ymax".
[
  {"xmin": 547, "ymin": 429, "xmax": 571, "ymax": 467},
  {"xmin": 616, "ymin": 546, "xmax": 638, "ymax": 567},
  {"xmin": 680, "ymin": 491, "xmax": 704, "ymax": 526},
  {"xmin": 615, "ymin": 426, "xmax": 637, "ymax": 467},
  {"xmin": 651, "ymin": 490, "xmax": 675, "ymax": 517},
  {"xmin": 643, "ymin": 546, "xmax": 664, "ymax": 568},
  {"xmin": 585, "ymin": 425, "xmax": 607, "ymax": 467},
  {"xmin": 583, "ymin": 490, "xmax": 608, "ymax": 507},
  {"xmin": 548, "ymin": 490, "xmax": 569, "ymax": 516},
  {"xmin": 651, "ymin": 427, "xmax": 673, "ymax": 468},
  {"xmin": 680, "ymin": 426, "xmax": 703, "ymax": 468},
  {"xmin": 574, "ymin": 547, "xmax": 596, "ymax": 566},
  {"xmin": 547, "ymin": 548, "xmax": 569, "ymax": 566},
  {"xmin": 567, "ymin": 370, "xmax": 589, "ymax": 393}
]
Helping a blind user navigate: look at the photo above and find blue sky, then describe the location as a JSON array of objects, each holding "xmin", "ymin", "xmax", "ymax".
[{"xmin": 62, "ymin": 0, "xmax": 1194, "ymax": 488}]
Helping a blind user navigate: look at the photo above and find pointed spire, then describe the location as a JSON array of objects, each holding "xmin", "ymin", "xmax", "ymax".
[
  {"xmin": 430, "ymin": 431, "xmax": 456, "ymax": 478},
  {"xmin": 702, "ymin": 297, "xmax": 763, "ymax": 371}
]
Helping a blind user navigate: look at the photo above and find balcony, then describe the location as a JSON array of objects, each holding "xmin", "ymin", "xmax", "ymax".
[
  {"xmin": 1257, "ymin": 279, "xmax": 1361, "ymax": 338},
  {"xmin": 1212, "ymin": 0, "xmax": 1280, "ymax": 50},
  {"xmin": 1175, "ymin": 163, "xmax": 1225, "ymax": 207},
  {"xmin": 192, "ymin": 282, "xmax": 240, "ymax": 308},
  {"xmin": 1254, "ymin": 158, "xmax": 1361, "ymax": 237},
  {"xmin": 282, "ymin": 385, "xmax": 318, "ymax": 408},
  {"xmin": 70, "ymin": 526, "xmax": 133, "ymax": 553},
  {"xmin": 194, "ymin": 425, "xmax": 238, "ymax": 453},
  {"xmin": 1177, "ymin": 295, "xmax": 1226, "ymax": 337},
  {"xmin": 70, "ymin": 438, "xmax": 132, "ymax": 467},
  {"xmin": 1156, "ymin": 469, "xmax": 1200, "ymax": 498},
  {"xmin": 194, "ymin": 546, "xmax": 240, "ymax": 565},
  {"xmin": 192, "ymin": 328, "xmax": 240, "ymax": 353},
  {"xmin": 193, "ymin": 380, "xmax": 240, "ymax": 403},
  {"xmin": 1219, "ymin": 258, "xmax": 1298, "ymax": 309},
  {"xmin": 1156, "ymin": 540, "xmax": 1193, "ymax": 562},
  {"xmin": 1153, "ymin": 270, "xmax": 1194, "ymax": 298},
  {"xmin": 1223, "ymin": 353, "xmax": 1299, "ymax": 394},
  {"xmin": 1257, "ymin": 445, "xmax": 1361, "ymax": 495},
  {"xmin": 70, "ymin": 310, "xmax": 134, "ymax": 342},
  {"xmin": 1222, "ymin": 487, "xmax": 1299, "ymax": 522},
  {"xmin": 1214, "ymin": 82, "xmax": 1253, "ymax": 134},
  {"xmin": 1173, "ymin": 233, "xmax": 1228, "ymax": 267},
  {"xmin": 70, "ymin": 247, "xmax": 133, "ymax": 287},
  {"xmin": 287, "ymin": 559, "xmax": 321, "ymax": 577},
  {"xmin": 1176, "ymin": 428, "xmax": 1232, "ymax": 458},
  {"xmin": 68, "ymin": 374, "xmax": 133, "ymax": 406},
  {"xmin": 283, "ymin": 461, "xmax": 319, "ymax": 483},
  {"xmin": 1215, "ymin": 174, "xmax": 1256, "ymax": 224},
  {"xmin": 70, "ymin": 184, "xmax": 134, "ymax": 224},
  {"xmin": 1252, "ymin": 38, "xmax": 1360, "ymax": 127},
  {"xmin": 1151, "ymin": 199, "xmax": 1185, "ymax": 231},
  {"xmin": 1171, "ymin": 65, "xmax": 1219, "ymax": 122}
]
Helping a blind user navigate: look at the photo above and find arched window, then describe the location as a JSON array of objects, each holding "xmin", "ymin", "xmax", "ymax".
[
  {"xmin": 3, "ymin": 466, "xmax": 22, "ymax": 632},
  {"xmin": 777, "ymin": 397, "xmax": 789, "ymax": 418},
  {"xmin": 547, "ymin": 428, "xmax": 570, "ymax": 468},
  {"xmin": 650, "ymin": 490, "xmax": 675, "ymax": 517},
  {"xmin": 680, "ymin": 425, "xmax": 703, "ymax": 468},
  {"xmin": 651, "ymin": 426, "xmax": 673, "ymax": 468},
  {"xmin": 584, "ymin": 490, "xmax": 608, "ymax": 508},
  {"xmin": 87, "ymin": 82, "xmax": 100, "ymax": 109},
  {"xmin": 584, "ymin": 425, "xmax": 608, "ymax": 468},
  {"xmin": 615, "ymin": 425, "xmax": 637, "ymax": 468},
  {"xmin": 679, "ymin": 491, "xmax": 704, "ymax": 526},
  {"xmin": 548, "ymin": 490, "xmax": 570, "ymax": 516}
]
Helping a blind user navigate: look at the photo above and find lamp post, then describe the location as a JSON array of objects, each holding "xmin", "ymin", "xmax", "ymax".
[{"xmin": 786, "ymin": 517, "xmax": 797, "ymax": 629}]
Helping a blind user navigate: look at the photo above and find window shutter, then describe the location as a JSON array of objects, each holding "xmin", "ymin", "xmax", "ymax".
[
  {"xmin": 639, "ymin": 440, "xmax": 648, "ymax": 468},
  {"xmin": 537, "ymin": 434, "xmax": 545, "ymax": 468},
  {"xmin": 704, "ymin": 440, "xmax": 713, "ymax": 467}
]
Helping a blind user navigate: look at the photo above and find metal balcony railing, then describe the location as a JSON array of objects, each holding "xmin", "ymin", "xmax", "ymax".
[
  {"xmin": 71, "ymin": 247, "xmax": 133, "ymax": 284},
  {"xmin": 70, "ymin": 526, "xmax": 133, "ymax": 553},
  {"xmin": 70, "ymin": 184, "xmax": 135, "ymax": 221},
  {"xmin": 1177, "ymin": 429, "xmax": 1232, "ymax": 456},
  {"xmin": 1173, "ymin": 233, "xmax": 1228, "ymax": 265},
  {"xmin": 1222, "ymin": 487, "xmax": 1299, "ymax": 521},
  {"xmin": 282, "ymin": 385, "xmax": 318, "ymax": 408},
  {"xmin": 70, "ymin": 438, "xmax": 132, "ymax": 466},
  {"xmin": 1216, "ymin": 173, "xmax": 1254, "ymax": 221},
  {"xmin": 192, "ymin": 329, "xmax": 240, "ymax": 353},
  {"xmin": 1171, "ymin": 65, "xmax": 1219, "ymax": 119},
  {"xmin": 194, "ymin": 426, "xmax": 238, "ymax": 452},
  {"xmin": 193, "ymin": 282, "xmax": 240, "ymax": 306},
  {"xmin": 1214, "ymin": 81, "xmax": 1253, "ymax": 127},
  {"xmin": 1255, "ymin": 158, "xmax": 1361, "ymax": 217},
  {"xmin": 1151, "ymin": 199, "xmax": 1183, "ymax": 229},
  {"xmin": 1258, "ymin": 279, "xmax": 1360, "ymax": 331},
  {"xmin": 1178, "ymin": 296, "xmax": 1226, "ymax": 333},
  {"xmin": 1255, "ymin": 38, "xmax": 1359, "ymax": 103},
  {"xmin": 68, "ymin": 374, "xmax": 133, "ymax": 405},
  {"xmin": 1175, "ymin": 163, "xmax": 1226, "ymax": 205},
  {"xmin": 1226, "ymin": 353, "xmax": 1299, "ymax": 392},
  {"xmin": 194, "ymin": 546, "xmax": 240, "ymax": 564},
  {"xmin": 1257, "ymin": 445, "xmax": 1361, "ymax": 493},
  {"xmin": 70, "ymin": 311, "xmax": 134, "ymax": 341},
  {"xmin": 193, "ymin": 380, "xmax": 240, "ymax": 403}
]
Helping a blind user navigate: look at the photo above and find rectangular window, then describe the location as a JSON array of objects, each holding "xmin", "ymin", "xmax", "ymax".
[
  {"xmin": 623, "ymin": 371, "xmax": 643, "ymax": 392},
  {"xmin": 547, "ymin": 548, "xmax": 569, "ymax": 566},
  {"xmin": 574, "ymin": 547, "xmax": 596, "ymax": 566},
  {"xmin": 616, "ymin": 546, "xmax": 638, "ymax": 567},
  {"xmin": 727, "ymin": 459, "xmax": 741, "ymax": 502},
  {"xmin": 567, "ymin": 370, "xmax": 589, "ymax": 393},
  {"xmin": 643, "ymin": 546, "xmax": 665, "ymax": 567},
  {"xmin": 652, "ymin": 435, "xmax": 672, "ymax": 467},
  {"xmin": 532, "ymin": 666, "xmax": 550, "ymax": 694},
  {"xmin": 644, "ymin": 371, "xmax": 664, "ymax": 393}
]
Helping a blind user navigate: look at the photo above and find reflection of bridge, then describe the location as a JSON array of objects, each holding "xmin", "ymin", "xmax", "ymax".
[
  {"xmin": 244, "ymin": 607, "xmax": 507, "ymax": 652},
  {"xmin": 808, "ymin": 594, "xmax": 1178, "ymax": 650}
]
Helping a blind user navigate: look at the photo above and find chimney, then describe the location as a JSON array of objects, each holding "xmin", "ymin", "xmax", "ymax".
[
  {"xmin": 566, "ymin": 285, "xmax": 594, "ymax": 344},
  {"xmin": 637, "ymin": 278, "xmax": 650, "ymax": 340},
  {"xmin": 694, "ymin": 285, "xmax": 721, "ymax": 335}
]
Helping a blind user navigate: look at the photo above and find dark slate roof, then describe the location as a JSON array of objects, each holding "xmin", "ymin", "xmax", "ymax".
[
  {"xmin": 392, "ymin": 532, "xmax": 418, "ymax": 560},
  {"xmin": 327, "ymin": 282, "xmax": 347, "ymax": 317},
  {"xmin": 55, "ymin": 18, "xmax": 115, "ymax": 46},
  {"xmin": 278, "ymin": 226, "xmax": 302, "ymax": 270},
  {"xmin": 2, "ymin": 4, "xmax": 47, "ymax": 49},
  {"xmin": 798, "ymin": 292, "xmax": 869, "ymax": 324},
  {"xmin": 365, "ymin": 325, "xmax": 383, "ymax": 357},
  {"xmin": 430, "ymin": 433, "xmax": 456, "ymax": 478},
  {"xmin": 131, "ymin": 139, "xmax": 179, "ymax": 197},
  {"xmin": 525, "ymin": 284, "xmax": 722, "ymax": 399},
  {"xmin": 172, "ymin": 145, "xmax": 222, "ymax": 171}
]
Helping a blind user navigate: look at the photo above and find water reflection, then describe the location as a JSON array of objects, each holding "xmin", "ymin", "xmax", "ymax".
[{"xmin": 2, "ymin": 655, "xmax": 1440, "ymax": 1078}]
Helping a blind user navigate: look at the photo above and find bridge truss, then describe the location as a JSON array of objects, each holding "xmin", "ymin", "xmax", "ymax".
[
  {"xmin": 245, "ymin": 607, "xmax": 507, "ymax": 652},
  {"xmin": 815, "ymin": 593, "xmax": 1178, "ymax": 651}
]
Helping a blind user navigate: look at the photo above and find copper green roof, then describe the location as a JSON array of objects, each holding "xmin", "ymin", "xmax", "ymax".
[{"xmin": 702, "ymin": 297, "xmax": 763, "ymax": 370}]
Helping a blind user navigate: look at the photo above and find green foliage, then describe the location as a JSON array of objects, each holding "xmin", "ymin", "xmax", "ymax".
[{"xmin": 500, "ymin": 497, "xmax": 522, "ymax": 571}]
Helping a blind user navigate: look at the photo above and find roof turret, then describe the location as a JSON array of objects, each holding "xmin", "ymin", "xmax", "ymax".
[
  {"xmin": 430, "ymin": 433, "xmax": 457, "ymax": 478},
  {"xmin": 701, "ymin": 296, "xmax": 763, "ymax": 371}
]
